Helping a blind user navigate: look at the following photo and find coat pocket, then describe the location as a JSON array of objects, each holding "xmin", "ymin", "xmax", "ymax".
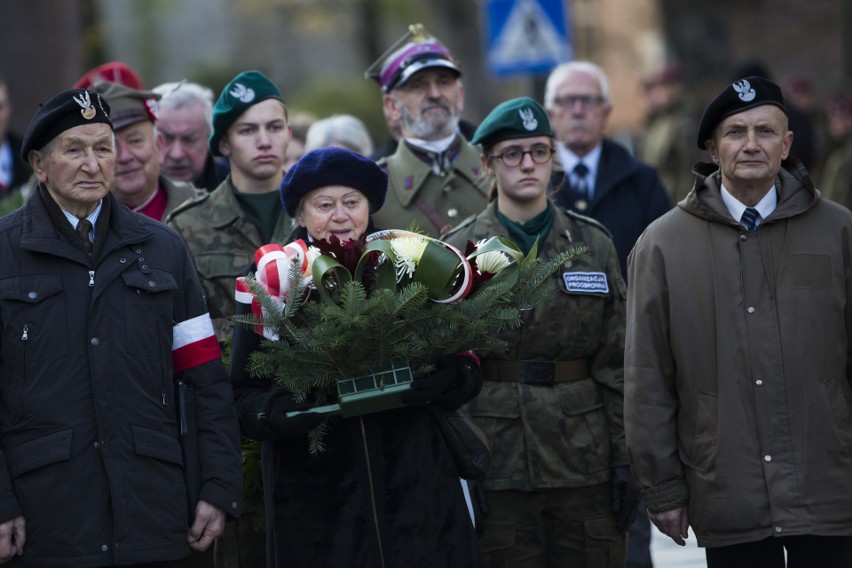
[
  {"xmin": 687, "ymin": 391, "xmax": 718, "ymax": 473},
  {"xmin": 467, "ymin": 382, "xmax": 521, "ymax": 481},
  {"xmin": 121, "ymin": 268, "xmax": 179, "ymax": 355},
  {"xmin": 5, "ymin": 428, "xmax": 73, "ymax": 478},
  {"xmin": 557, "ymin": 378, "xmax": 610, "ymax": 473}
]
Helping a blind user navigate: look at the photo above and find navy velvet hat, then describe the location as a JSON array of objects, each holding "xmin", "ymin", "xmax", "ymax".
[{"xmin": 279, "ymin": 147, "xmax": 388, "ymax": 217}]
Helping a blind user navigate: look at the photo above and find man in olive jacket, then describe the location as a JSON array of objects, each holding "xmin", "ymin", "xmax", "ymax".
[
  {"xmin": 626, "ymin": 76, "xmax": 852, "ymax": 567},
  {"xmin": 0, "ymin": 87, "xmax": 243, "ymax": 566},
  {"xmin": 365, "ymin": 23, "xmax": 488, "ymax": 237}
]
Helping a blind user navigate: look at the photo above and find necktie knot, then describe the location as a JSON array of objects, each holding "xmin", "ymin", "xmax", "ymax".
[
  {"xmin": 741, "ymin": 207, "xmax": 760, "ymax": 231},
  {"xmin": 76, "ymin": 219, "xmax": 93, "ymax": 253},
  {"xmin": 573, "ymin": 162, "xmax": 589, "ymax": 179}
]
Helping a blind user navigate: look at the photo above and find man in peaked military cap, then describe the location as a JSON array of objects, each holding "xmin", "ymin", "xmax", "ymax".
[
  {"xmin": 167, "ymin": 70, "xmax": 292, "ymax": 567},
  {"xmin": 445, "ymin": 97, "xmax": 637, "ymax": 566},
  {"xmin": 626, "ymin": 76, "xmax": 852, "ymax": 566},
  {"xmin": 365, "ymin": 23, "xmax": 487, "ymax": 237},
  {"xmin": 0, "ymin": 87, "xmax": 243, "ymax": 566},
  {"xmin": 92, "ymin": 81, "xmax": 199, "ymax": 220}
]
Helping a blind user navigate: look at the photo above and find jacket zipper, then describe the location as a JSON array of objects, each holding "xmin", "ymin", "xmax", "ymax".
[
  {"xmin": 88, "ymin": 270, "xmax": 95, "ymax": 288},
  {"xmin": 360, "ymin": 417, "xmax": 386, "ymax": 568}
]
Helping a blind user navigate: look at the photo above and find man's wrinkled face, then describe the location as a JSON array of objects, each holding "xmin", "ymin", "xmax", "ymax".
[
  {"xmin": 158, "ymin": 102, "xmax": 211, "ymax": 182},
  {"xmin": 705, "ymin": 105, "xmax": 793, "ymax": 193},
  {"xmin": 113, "ymin": 120, "xmax": 164, "ymax": 206},
  {"xmin": 547, "ymin": 70, "xmax": 611, "ymax": 156},
  {"xmin": 30, "ymin": 123, "xmax": 116, "ymax": 217},
  {"xmin": 383, "ymin": 68, "xmax": 463, "ymax": 141}
]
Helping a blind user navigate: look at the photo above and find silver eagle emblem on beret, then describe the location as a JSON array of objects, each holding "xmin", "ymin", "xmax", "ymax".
[
  {"xmin": 229, "ymin": 83, "xmax": 255, "ymax": 103},
  {"xmin": 73, "ymin": 91, "xmax": 97, "ymax": 120},
  {"xmin": 732, "ymin": 79, "xmax": 756, "ymax": 102},
  {"xmin": 519, "ymin": 107, "xmax": 537, "ymax": 131}
]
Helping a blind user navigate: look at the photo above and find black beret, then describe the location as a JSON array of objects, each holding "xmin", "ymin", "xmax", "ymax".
[
  {"xmin": 279, "ymin": 147, "xmax": 387, "ymax": 218},
  {"xmin": 471, "ymin": 97, "xmax": 553, "ymax": 149},
  {"xmin": 21, "ymin": 88, "xmax": 113, "ymax": 161},
  {"xmin": 696, "ymin": 76, "xmax": 787, "ymax": 149}
]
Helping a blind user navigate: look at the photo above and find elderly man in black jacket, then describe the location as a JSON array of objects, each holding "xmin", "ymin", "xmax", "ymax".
[{"xmin": 0, "ymin": 87, "xmax": 243, "ymax": 566}]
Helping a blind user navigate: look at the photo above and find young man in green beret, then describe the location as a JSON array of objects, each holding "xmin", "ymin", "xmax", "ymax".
[
  {"xmin": 167, "ymin": 70, "xmax": 292, "ymax": 344},
  {"xmin": 167, "ymin": 70, "xmax": 293, "ymax": 568},
  {"xmin": 445, "ymin": 97, "xmax": 636, "ymax": 567},
  {"xmin": 91, "ymin": 81, "xmax": 199, "ymax": 221}
]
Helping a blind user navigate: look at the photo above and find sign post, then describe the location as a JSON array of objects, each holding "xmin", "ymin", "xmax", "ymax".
[{"xmin": 485, "ymin": 0, "xmax": 572, "ymax": 77}]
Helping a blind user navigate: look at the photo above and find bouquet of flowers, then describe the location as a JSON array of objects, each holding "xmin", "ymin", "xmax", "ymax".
[{"xmin": 236, "ymin": 229, "xmax": 585, "ymax": 452}]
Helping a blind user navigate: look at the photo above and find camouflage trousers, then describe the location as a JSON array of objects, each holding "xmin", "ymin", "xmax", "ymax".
[{"xmin": 480, "ymin": 484, "xmax": 626, "ymax": 568}]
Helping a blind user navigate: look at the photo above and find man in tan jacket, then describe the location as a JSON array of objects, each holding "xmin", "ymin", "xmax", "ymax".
[{"xmin": 626, "ymin": 76, "xmax": 852, "ymax": 567}]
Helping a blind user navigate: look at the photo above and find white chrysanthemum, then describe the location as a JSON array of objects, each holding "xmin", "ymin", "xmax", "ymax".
[
  {"xmin": 306, "ymin": 246, "xmax": 322, "ymax": 268},
  {"xmin": 390, "ymin": 237, "xmax": 428, "ymax": 282},
  {"xmin": 476, "ymin": 250, "xmax": 512, "ymax": 274}
]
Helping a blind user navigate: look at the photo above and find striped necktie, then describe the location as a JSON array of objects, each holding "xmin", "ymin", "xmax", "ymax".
[{"xmin": 741, "ymin": 207, "xmax": 760, "ymax": 231}]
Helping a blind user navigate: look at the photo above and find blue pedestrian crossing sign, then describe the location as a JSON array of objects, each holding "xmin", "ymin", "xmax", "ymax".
[{"xmin": 485, "ymin": 0, "xmax": 572, "ymax": 77}]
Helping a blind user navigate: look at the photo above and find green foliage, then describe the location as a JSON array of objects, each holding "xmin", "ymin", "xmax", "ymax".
[{"xmin": 238, "ymin": 242, "xmax": 589, "ymax": 404}]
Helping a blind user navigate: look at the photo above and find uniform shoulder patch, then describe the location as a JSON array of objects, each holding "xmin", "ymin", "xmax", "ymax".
[
  {"xmin": 166, "ymin": 192, "xmax": 211, "ymax": 222},
  {"xmin": 560, "ymin": 207, "xmax": 613, "ymax": 239}
]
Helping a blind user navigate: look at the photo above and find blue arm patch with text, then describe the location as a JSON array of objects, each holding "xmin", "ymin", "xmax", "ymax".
[{"xmin": 562, "ymin": 272, "xmax": 609, "ymax": 294}]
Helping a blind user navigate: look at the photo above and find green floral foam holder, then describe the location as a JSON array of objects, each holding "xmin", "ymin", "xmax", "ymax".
[{"xmin": 287, "ymin": 361, "xmax": 413, "ymax": 419}]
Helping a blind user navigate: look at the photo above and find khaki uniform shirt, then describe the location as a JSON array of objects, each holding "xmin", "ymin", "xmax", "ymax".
[{"xmin": 375, "ymin": 136, "xmax": 489, "ymax": 237}]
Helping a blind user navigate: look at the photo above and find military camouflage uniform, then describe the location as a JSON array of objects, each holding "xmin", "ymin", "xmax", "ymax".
[
  {"xmin": 444, "ymin": 201, "xmax": 628, "ymax": 567},
  {"xmin": 166, "ymin": 175, "xmax": 293, "ymax": 342},
  {"xmin": 375, "ymin": 136, "xmax": 489, "ymax": 237}
]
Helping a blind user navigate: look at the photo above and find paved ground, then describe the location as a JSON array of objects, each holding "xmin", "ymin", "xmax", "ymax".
[{"xmin": 650, "ymin": 527, "xmax": 707, "ymax": 567}]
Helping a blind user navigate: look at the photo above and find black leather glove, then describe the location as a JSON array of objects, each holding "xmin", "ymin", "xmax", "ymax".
[
  {"xmin": 611, "ymin": 465, "xmax": 641, "ymax": 533},
  {"xmin": 400, "ymin": 355, "xmax": 483, "ymax": 408},
  {"xmin": 266, "ymin": 393, "xmax": 326, "ymax": 439}
]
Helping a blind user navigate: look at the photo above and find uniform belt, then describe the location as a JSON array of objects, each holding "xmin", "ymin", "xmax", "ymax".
[{"xmin": 481, "ymin": 359, "xmax": 589, "ymax": 386}]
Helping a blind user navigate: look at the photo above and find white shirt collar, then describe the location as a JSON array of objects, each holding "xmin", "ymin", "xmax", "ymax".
[
  {"xmin": 720, "ymin": 184, "xmax": 777, "ymax": 228},
  {"xmin": 62, "ymin": 200, "xmax": 104, "ymax": 235}
]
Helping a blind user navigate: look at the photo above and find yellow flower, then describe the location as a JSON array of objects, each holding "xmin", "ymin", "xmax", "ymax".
[
  {"xmin": 390, "ymin": 237, "xmax": 428, "ymax": 282},
  {"xmin": 476, "ymin": 250, "xmax": 512, "ymax": 274}
]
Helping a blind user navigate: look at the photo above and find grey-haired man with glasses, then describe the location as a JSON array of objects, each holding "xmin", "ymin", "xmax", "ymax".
[{"xmin": 545, "ymin": 61, "xmax": 670, "ymax": 281}]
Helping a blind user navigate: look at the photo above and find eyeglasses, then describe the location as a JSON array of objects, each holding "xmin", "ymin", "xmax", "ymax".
[
  {"xmin": 489, "ymin": 145, "xmax": 554, "ymax": 167},
  {"xmin": 552, "ymin": 95, "xmax": 605, "ymax": 109}
]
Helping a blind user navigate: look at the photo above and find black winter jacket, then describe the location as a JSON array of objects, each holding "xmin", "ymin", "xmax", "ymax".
[{"xmin": 0, "ymin": 190, "xmax": 243, "ymax": 567}]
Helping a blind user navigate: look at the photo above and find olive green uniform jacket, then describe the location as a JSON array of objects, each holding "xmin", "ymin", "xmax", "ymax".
[
  {"xmin": 375, "ymin": 136, "xmax": 489, "ymax": 237},
  {"xmin": 444, "ymin": 201, "xmax": 628, "ymax": 491},
  {"xmin": 166, "ymin": 175, "xmax": 293, "ymax": 341}
]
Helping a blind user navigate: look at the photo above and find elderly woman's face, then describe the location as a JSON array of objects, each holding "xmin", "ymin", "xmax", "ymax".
[{"xmin": 297, "ymin": 186, "xmax": 370, "ymax": 242}]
